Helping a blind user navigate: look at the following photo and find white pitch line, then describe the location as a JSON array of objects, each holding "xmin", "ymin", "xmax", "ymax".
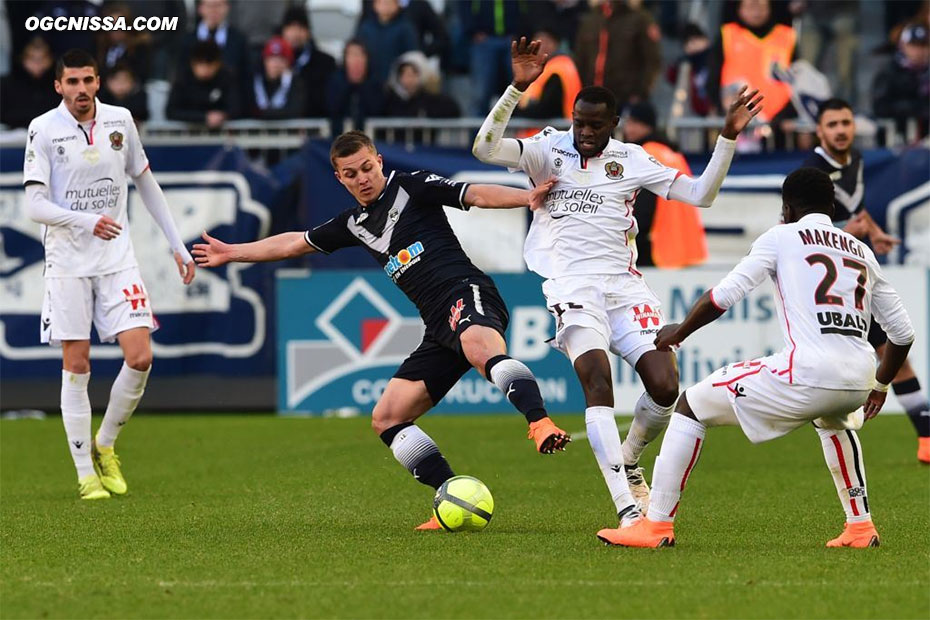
[
  {"xmin": 570, "ymin": 420, "xmax": 632, "ymax": 443},
  {"xmin": 153, "ymin": 578, "xmax": 925, "ymax": 589}
]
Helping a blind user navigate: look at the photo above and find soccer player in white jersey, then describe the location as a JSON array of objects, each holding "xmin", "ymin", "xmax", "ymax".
[
  {"xmin": 23, "ymin": 50, "xmax": 195, "ymax": 500},
  {"xmin": 597, "ymin": 168, "xmax": 914, "ymax": 549},
  {"xmin": 473, "ymin": 38, "xmax": 762, "ymax": 529}
]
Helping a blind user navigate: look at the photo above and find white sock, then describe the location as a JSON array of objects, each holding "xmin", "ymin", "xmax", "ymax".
[
  {"xmin": 816, "ymin": 427, "xmax": 871, "ymax": 523},
  {"xmin": 61, "ymin": 370, "xmax": 94, "ymax": 478},
  {"xmin": 896, "ymin": 387, "xmax": 928, "ymax": 413},
  {"xmin": 96, "ymin": 362, "xmax": 150, "ymax": 449},
  {"xmin": 622, "ymin": 391, "xmax": 676, "ymax": 466},
  {"xmin": 585, "ymin": 406, "xmax": 637, "ymax": 515},
  {"xmin": 646, "ymin": 413, "xmax": 706, "ymax": 523}
]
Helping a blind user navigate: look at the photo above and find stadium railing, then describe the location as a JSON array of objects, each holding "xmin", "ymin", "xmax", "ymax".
[{"xmin": 0, "ymin": 115, "xmax": 906, "ymax": 156}]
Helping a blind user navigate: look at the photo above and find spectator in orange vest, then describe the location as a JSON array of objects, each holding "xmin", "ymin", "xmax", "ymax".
[
  {"xmin": 707, "ymin": 0, "xmax": 797, "ymax": 122},
  {"xmin": 622, "ymin": 102, "xmax": 708, "ymax": 268},
  {"xmin": 513, "ymin": 28, "xmax": 582, "ymax": 121}
]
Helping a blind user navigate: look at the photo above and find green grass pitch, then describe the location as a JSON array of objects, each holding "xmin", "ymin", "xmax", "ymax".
[{"xmin": 2, "ymin": 414, "xmax": 928, "ymax": 619}]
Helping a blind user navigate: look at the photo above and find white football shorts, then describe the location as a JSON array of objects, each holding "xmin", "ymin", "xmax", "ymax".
[
  {"xmin": 40, "ymin": 266, "xmax": 156, "ymax": 346},
  {"xmin": 543, "ymin": 273, "xmax": 664, "ymax": 367},
  {"xmin": 685, "ymin": 354, "xmax": 870, "ymax": 443}
]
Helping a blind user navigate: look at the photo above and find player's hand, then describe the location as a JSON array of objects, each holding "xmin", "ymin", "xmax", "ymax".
[
  {"xmin": 174, "ymin": 251, "xmax": 196, "ymax": 285},
  {"xmin": 868, "ymin": 229, "xmax": 900, "ymax": 255},
  {"xmin": 529, "ymin": 176, "xmax": 557, "ymax": 211},
  {"xmin": 511, "ymin": 37, "xmax": 548, "ymax": 92},
  {"xmin": 843, "ymin": 213, "xmax": 869, "ymax": 239},
  {"xmin": 721, "ymin": 85, "xmax": 764, "ymax": 139},
  {"xmin": 192, "ymin": 231, "xmax": 233, "ymax": 267},
  {"xmin": 93, "ymin": 215, "xmax": 122, "ymax": 240},
  {"xmin": 863, "ymin": 389, "xmax": 887, "ymax": 420},
  {"xmin": 654, "ymin": 323, "xmax": 683, "ymax": 351}
]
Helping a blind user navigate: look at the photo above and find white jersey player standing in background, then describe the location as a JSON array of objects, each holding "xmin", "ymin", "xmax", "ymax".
[
  {"xmin": 473, "ymin": 38, "xmax": 762, "ymax": 530},
  {"xmin": 598, "ymin": 168, "xmax": 914, "ymax": 549},
  {"xmin": 23, "ymin": 50, "xmax": 195, "ymax": 500}
]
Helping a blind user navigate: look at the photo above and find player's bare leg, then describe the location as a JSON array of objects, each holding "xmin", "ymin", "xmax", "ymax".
[
  {"xmin": 572, "ymin": 344, "xmax": 640, "ymax": 524},
  {"xmin": 815, "ymin": 425, "xmax": 880, "ymax": 548},
  {"xmin": 61, "ymin": 340, "xmax": 108, "ymax": 499},
  {"xmin": 874, "ymin": 345, "xmax": 930, "ymax": 463},
  {"xmin": 93, "ymin": 327, "xmax": 152, "ymax": 495},
  {"xmin": 621, "ymin": 349, "xmax": 680, "ymax": 509},
  {"xmin": 460, "ymin": 324, "xmax": 570, "ymax": 454},
  {"xmin": 372, "ymin": 378, "xmax": 449, "ymax": 530},
  {"xmin": 599, "ymin": 391, "xmax": 704, "ymax": 547}
]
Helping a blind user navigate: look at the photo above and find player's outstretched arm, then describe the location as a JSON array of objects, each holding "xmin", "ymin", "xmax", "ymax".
[
  {"xmin": 192, "ymin": 231, "xmax": 315, "ymax": 267},
  {"xmin": 133, "ymin": 169, "xmax": 195, "ymax": 284},
  {"xmin": 472, "ymin": 38, "xmax": 547, "ymax": 167},
  {"xmin": 861, "ymin": 211, "xmax": 900, "ymax": 255},
  {"xmin": 666, "ymin": 86, "xmax": 763, "ymax": 207},
  {"xmin": 464, "ymin": 178, "xmax": 556, "ymax": 210},
  {"xmin": 654, "ymin": 291, "xmax": 725, "ymax": 350},
  {"xmin": 657, "ymin": 229, "xmax": 777, "ymax": 350}
]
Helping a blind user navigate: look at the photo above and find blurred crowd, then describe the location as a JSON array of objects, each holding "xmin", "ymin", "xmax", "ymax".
[{"xmin": 0, "ymin": 0, "xmax": 927, "ymax": 143}]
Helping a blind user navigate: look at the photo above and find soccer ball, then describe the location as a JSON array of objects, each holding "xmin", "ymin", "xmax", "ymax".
[{"xmin": 432, "ymin": 475, "xmax": 494, "ymax": 532}]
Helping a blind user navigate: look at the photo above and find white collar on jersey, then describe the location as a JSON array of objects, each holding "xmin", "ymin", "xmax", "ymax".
[
  {"xmin": 56, "ymin": 98, "xmax": 101, "ymax": 125},
  {"xmin": 797, "ymin": 213, "xmax": 833, "ymax": 225},
  {"xmin": 814, "ymin": 146, "xmax": 852, "ymax": 170}
]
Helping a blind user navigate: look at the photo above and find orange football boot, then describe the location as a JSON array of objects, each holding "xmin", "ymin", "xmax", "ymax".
[
  {"xmin": 415, "ymin": 516, "xmax": 443, "ymax": 531},
  {"xmin": 597, "ymin": 517, "xmax": 675, "ymax": 548},
  {"xmin": 527, "ymin": 417, "xmax": 571, "ymax": 454},
  {"xmin": 918, "ymin": 437, "xmax": 930, "ymax": 464},
  {"xmin": 826, "ymin": 520, "xmax": 880, "ymax": 548}
]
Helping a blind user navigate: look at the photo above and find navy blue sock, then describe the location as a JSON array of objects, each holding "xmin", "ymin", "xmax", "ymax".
[{"xmin": 485, "ymin": 355, "xmax": 547, "ymax": 423}]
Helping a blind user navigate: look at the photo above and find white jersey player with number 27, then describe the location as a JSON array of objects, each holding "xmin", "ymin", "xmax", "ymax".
[
  {"xmin": 597, "ymin": 168, "xmax": 915, "ymax": 550},
  {"xmin": 474, "ymin": 38, "xmax": 764, "ymax": 532}
]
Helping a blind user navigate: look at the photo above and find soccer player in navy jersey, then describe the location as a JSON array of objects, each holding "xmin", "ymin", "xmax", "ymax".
[{"xmin": 194, "ymin": 130, "xmax": 569, "ymax": 529}]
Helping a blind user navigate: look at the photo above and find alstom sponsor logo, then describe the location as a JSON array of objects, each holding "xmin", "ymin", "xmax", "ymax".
[
  {"xmin": 384, "ymin": 241, "xmax": 425, "ymax": 280},
  {"xmin": 546, "ymin": 188, "xmax": 605, "ymax": 218}
]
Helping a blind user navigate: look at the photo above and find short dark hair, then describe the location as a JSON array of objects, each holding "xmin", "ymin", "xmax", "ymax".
[
  {"xmin": 281, "ymin": 7, "xmax": 310, "ymax": 30},
  {"xmin": 782, "ymin": 167, "xmax": 835, "ymax": 218},
  {"xmin": 344, "ymin": 38, "xmax": 368, "ymax": 58},
  {"xmin": 330, "ymin": 130, "xmax": 376, "ymax": 168},
  {"xmin": 533, "ymin": 26, "xmax": 561, "ymax": 43},
  {"xmin": 190, "ymin": 40, "xmax": 222, "ymax": 64},
  {"xmin": 106, "ymin": 61, "xmax": 136, "ymax": 80},
  {"xmin": 574, "ymin": 86, "xmax": 617, "ymax": 115},
  {"xmin": 55, "ymin": 49, "xmax": 97, "ymax": 80},
  {"xmin": 816, "ymin": 98, "xmax": 853, "ymax": 123},
  {"xmin": 681, "ymin": 22, "xmax": 707, "ymax": 42}
]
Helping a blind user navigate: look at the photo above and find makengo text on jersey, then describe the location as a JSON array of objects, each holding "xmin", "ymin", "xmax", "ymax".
[{"xmin": 797, "ymin": 227, "xmax": 866, "ymax": 258}]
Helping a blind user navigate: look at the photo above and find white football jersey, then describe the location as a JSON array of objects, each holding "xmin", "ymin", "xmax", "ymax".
[
  {"xmin": 24, "ymin": 99, "xmax": 148, "ymax": 277},
  {"xmin": 711, "ymin": 213, "xmax": 915, "ymax": 390},
  {"xmin": 515, "ymin": 127, "xmax": 680, "ymax": 279}
]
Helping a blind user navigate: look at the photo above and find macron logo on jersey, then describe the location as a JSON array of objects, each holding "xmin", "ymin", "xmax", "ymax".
[{"xmin": 384, "ymin": 241, "xmax": 425, "ymax": 280}]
